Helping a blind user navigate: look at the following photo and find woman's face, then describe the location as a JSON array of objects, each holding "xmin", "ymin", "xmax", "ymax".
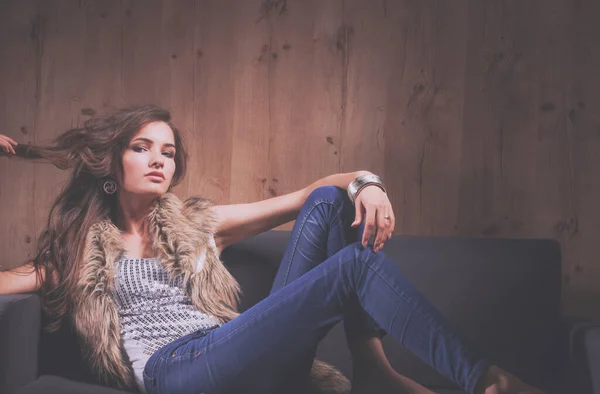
[{"xmin": 120, "ymin": 121, "xmax": 177, "ymax": 197}]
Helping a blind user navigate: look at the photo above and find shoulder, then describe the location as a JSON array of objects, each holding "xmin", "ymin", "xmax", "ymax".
[
  {"xmin": 181, "ymin": 196, "xmax": 217, "ymax": 229},
  {"xmin": 182, "ymin": 195, "xmax": 215, "ymax": 213},
  {"xmin": 155, "ymin": 193, "xmax": 216, "ymax": 222}
]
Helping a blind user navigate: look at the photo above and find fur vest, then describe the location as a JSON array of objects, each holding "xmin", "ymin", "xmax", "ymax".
[{"xmin": 71, "ymin": 192, "xmax": 350, "ymax": 394}]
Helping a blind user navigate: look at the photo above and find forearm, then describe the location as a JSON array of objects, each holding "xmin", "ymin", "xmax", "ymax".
[
  {"xmin": 212, "ymin": 170, "xmax": 373, "ymax": 250},
  {"xmin": 302, "ymin": 170, "xmax": 372, "ymax": 200},
  {"xmin": 0, "ymin": 263, "xmax": 43, "ymax": 295}
]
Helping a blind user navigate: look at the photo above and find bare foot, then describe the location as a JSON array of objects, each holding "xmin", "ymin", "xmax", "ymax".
[{"xmin": 476, "ymin": 366, "xmax": 546, "ymax": 394}]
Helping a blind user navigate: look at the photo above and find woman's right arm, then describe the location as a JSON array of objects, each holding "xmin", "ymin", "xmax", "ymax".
[
  {"xmin": 0, "ymin": 263, "xmax": 45, "ymax": 294},
  {"xmin": 1, "ymin": 133, "xmax": 46, "ymax": 294}
]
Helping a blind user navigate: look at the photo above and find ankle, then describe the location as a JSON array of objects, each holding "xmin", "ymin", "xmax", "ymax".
[
  {"xmin": 475, "ymin": 366, "xmax": 545, "ymax": 394},
  {"xmin": 475, "ymin": 366, "xmax": 502, "ymax": 393}
]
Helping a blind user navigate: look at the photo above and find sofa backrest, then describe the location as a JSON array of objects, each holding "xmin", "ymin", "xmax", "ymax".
[{"xmin": 221, "ymin": 233, "xmax": 563, "ymax": 390}]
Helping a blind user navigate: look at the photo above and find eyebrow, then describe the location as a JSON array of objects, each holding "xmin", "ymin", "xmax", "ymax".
[{"xmin": 131, "ymin": 137, "xmax": 176, "ymax": 149}]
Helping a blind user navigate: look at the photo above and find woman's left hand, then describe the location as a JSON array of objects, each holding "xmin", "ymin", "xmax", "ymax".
[{"xmin": 351, "ymin": 185, "xmax": 395, "ymax": 253}]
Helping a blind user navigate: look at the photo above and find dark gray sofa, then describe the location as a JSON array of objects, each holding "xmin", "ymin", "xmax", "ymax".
[{"xmin": 1, "ymin": 233, "xmax": 598, "ymax": 394}]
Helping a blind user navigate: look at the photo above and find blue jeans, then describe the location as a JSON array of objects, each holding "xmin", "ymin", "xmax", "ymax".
[{"xmin": 143, "ymin": 186, "xmax": 490, "ymax": 394}]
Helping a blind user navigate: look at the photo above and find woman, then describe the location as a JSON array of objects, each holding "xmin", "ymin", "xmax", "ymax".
[{"xmin": 0, "ymin": 105, "xmax": 544, "ymax": 394}]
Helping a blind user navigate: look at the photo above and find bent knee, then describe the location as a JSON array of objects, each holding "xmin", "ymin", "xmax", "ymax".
[
  {"xmin": 341, "ymin": 242, "xmax": 375, "ymax": 264},
  {"xmin": 305, "ymin": 185, "xmax": 348, "ymax": 205}
]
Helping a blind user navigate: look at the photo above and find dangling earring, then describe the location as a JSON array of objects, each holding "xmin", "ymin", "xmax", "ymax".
[{"xmin": 103, "ymin": 179, "xmax": 117, "ymax": 195}]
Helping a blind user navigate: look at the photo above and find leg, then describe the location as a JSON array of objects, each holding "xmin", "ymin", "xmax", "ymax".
[
  {"xmin": 144, "ymin": 243, "xmax": 495, "ymax": 394},
  {"xmin": 270, "ymin": 186, "xmax": 383, "ymax": 344},
  {"xmin": 270, "ymin": 186, "xmax": 430, "ymax": 392}
]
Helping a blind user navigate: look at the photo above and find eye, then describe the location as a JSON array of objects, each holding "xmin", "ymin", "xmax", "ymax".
[
  {"xmin": 132, "ymin": 146, "xmax": 146, "ymax": 152},
  {"xmin": 163, "ymin": 151, "xmax": 175, "ymax": 158}
]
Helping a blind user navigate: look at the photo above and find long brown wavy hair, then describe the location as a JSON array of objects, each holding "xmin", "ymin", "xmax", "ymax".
[{"xmin": 10, "ymin": 104, "xmax": 188, "ymax": 331}]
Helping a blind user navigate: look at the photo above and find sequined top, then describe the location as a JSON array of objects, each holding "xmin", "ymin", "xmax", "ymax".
[{"xmin": 112, "ymin": 237, "xmax": 221, "ymax": 392}]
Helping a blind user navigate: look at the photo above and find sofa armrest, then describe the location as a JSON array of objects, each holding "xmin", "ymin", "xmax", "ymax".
[
  {"xmin": 583, "ymin": 325, "xmax": 600, "ymax": 394},
  {"xmin": 0, "ymin": 293, "xmax": 41, "ymax": 394},
  {"xmin": 558, "ymin": 318, "xmax": 600, "ymax": 394}
]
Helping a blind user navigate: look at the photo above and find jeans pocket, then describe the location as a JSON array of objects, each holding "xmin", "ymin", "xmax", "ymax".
[
  {"xmin": 171, "ymin": 326, "xmax": 217, "ymax": 359},
  {"xmin": 191, "ymin": 325, "xmax": 218, "ymax": 339}
]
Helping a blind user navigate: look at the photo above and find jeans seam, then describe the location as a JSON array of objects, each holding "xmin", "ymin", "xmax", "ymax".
[
  {"xmin": 282, "ymin": 198, "xmax": 343, "ymax": 286},
  {"xmin": 390, "ymin": 304, "xmax": 407, "ymax": 341},
  {"xmin": 205, "ymin": 352, "xmax": 217, "ymax": 389},
  {"xmin": 465, "ymin": 358, "xmax": 489, "ymax": 394},
  {"xmin": 364, "ymin": 261, "xmax": 445, "ymax": 333},
  {"xmin": 331, "ymin": 210, "xmax": 349, "ymax": 249},
  {"xmin": 146, "ymin": 356, "xmax": 162, "ymax": 388}
]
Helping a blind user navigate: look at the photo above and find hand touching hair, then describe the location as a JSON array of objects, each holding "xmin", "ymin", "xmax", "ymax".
[{"xmin": 0, "ymin": 133, "xmax": 18, "ymax": 155}]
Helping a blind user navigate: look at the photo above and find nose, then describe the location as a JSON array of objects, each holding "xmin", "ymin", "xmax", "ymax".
[{"xmin": 149, "ymin": 148, "xmax": 165, "ymax": 168}]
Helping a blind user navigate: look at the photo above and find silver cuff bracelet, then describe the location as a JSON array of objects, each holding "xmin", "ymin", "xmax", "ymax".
[{"xmin": 347, "ymin": 173, "xmax": 386, "ymax": 203}]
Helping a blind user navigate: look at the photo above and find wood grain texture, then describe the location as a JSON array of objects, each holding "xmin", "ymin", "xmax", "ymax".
[
  {"xmin": 342, "ymin": 0, "xmax": 400, "ymax": 187},
  {"xmin": 228, "ymin": 0, "xmax": 271, "ymax": 205},
  {"xmin": 187, "ymin": 0, "xmax": 237, "ymax": 203},
  {"xmin": 384, "ymin": 0, "xmax": 468, "ymax": 236},
  {"xmin": 80, "ymin": 0, "xmax": 124, "ymax": 113},
  {"xmin": 564, "ymin": 0, "xmax": 600, "ymax": 317},
  {"xmin": 0, "ymin": 0, "xmax": 598, "ymax": 318},
  {"xmin": 268, "ymin": 0, "xmax": 343, "ymax": 212},
  {"xmin": 121, "ymin": 0, "xmax": 169, "ymax": 106},
  {"xmin": 32, "ymin": 0, "xmax": 85, "ymax": 246},
  {"xmin": 0, "ymin": 0, "xmax": 39, "ymax": 269},
  {"xmin": 534, "ymin": 0, "xmax": 579, "ymax": 314},
  {"xmin": 459, "ymin": 1, "xmax": 538, "ymax": 239}
]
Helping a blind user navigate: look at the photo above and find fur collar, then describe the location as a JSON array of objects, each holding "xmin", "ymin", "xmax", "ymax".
[{"xmin": 70, "ymin": 192, "xmax": 349, "ymax": 393}]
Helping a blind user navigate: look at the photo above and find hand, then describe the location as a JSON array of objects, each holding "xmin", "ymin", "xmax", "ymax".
[
  {"xmin": 0, "ymin": 134, "xmax": 18, "ymax": 155},
  {"xmin": 351, "ymin": 185, "xmax": 395, "ymax": 253}
]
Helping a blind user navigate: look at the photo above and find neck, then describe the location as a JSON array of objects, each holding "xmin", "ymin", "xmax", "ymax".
[{"xmin": 116, "ymin": 191, "xmax": 159, "ymax": 236}]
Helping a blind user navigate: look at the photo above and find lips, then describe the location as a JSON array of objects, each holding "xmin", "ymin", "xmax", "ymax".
[{"xmin": 145, "ymin": 172, "xmax": 165, "ymax": 180}]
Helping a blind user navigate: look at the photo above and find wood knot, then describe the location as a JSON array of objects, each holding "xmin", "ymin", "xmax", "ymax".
[
  {"xmin": 80, "ymin": 108, "xmax": 96, "ymax": 116},
  {"xmin": 540, "ymin": 102, "xmax": 556, "ymax": 112}
]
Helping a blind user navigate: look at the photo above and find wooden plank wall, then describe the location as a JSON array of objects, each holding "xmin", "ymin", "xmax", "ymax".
[{"xmin": 0, "ymin": 0, "xmax": 598, "ymax": 319}]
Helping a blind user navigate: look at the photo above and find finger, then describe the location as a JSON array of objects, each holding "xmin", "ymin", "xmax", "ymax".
[
  {"xmin": 373, "ymin": 209, "xmax": 388, "ymax": 251},
  {"xmin": 362, "ymin": 207, "xmax": 376, "ymax": 247},
  {"xmin": 7, "ymin": 137, "xmax": 18, "ymax": 145},
  {"xmin": 377, "ymin": 212, "xmax": 395, "ymax": 252},
  {"xmin": 377, "ymin": 231, "xmax": 391, "ymax": 252},
  {"xmin": 351, "ymin": 199, "xmax": 363, "ymax": 227}
]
